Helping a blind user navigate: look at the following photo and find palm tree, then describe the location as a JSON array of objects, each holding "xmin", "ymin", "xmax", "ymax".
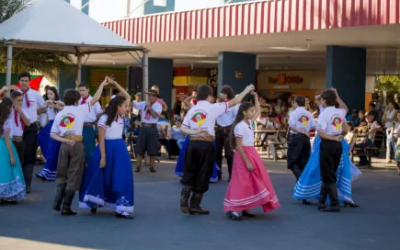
[{"xmin": 0, "ymin": 0, "xmax": 73, "ymax": 79}]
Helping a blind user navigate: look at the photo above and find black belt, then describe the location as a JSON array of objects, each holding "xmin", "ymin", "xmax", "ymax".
[{"xmin": 142, "ymin": 123, "xmax": 157, "ymax": 128}]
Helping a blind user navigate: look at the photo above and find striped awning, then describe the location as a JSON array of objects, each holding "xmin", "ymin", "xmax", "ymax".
[{"xmin": 104, "ymin": 0, "xmax": 400, "ymax": 44}]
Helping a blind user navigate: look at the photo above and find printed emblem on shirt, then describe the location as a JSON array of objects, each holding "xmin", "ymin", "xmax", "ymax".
[
  {"xmin": 191, "ymin": 111, "xmax": 207, "ymax": 126},
  {"xmin": 60, "ymin": 115, "xmax": 75, "ymax": 129},
  {"xmin": 331, "ymin": 116, "xmax": 342, "ymax": 130},
  {"xmin": 298, "ymin": 115, "xmax": 310, "ymax": 126}
]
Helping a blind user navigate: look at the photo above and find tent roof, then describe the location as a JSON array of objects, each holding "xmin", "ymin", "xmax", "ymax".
[{"xmin": 0, "ymin": 0, "xmax": 144, "ymax": 54}]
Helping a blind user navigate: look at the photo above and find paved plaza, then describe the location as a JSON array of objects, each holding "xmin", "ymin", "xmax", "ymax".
[{"xmin": 1, "ymin": 160, "xmax": 399, "ymax": 250}]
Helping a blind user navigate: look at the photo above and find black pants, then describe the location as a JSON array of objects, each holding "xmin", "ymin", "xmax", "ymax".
[
  {"xmin": 182, "ymin": 140, "xmax": 215, "ymax": 193},
  {"xmin": 135, "ymin": 126, "xmax": 159, "ymax": 156},
  {"xmin": 319, "ymin": 140, "xmax": 342, "ymax": 184},
  {"xmin": 22, "ymin": 123, "xmax": 38, "ymax": 185},
  {"xmin": 215, "ymin": 126, "xmax": 233, "ymax": 179},
  {"xmin": 287, "ymin": 134, "xmax": 311, "ymax": 180}
]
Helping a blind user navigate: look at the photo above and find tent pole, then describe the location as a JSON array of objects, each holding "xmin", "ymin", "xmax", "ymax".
[
  {"xmin": 6, "ymin": 43, "xmax": 13, "ymax": 92},
  {"xmin": 76, "ymin": 54, "xmax": 82, "ymax": 89},
  {"xmin": 142, "ymin": 49, "xmax": 148, "ymax": 100}
]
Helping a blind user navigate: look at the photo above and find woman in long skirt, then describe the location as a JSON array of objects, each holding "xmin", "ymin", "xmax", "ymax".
[
  {"xmin": 174, "ymin": 135, "xmax": 220, "ymax": 182},
  {"xmin": 224, "ymin": 95, "xmax": 280, "ymax": 221},
  {"xmin": 293, "ymin": 135, "xmax": 360, "ymax": 207},
  {"xmin": 79, "ymin": 80, "xmax": 134, "ymax": 219},
  {"xmin": 36, "ymin": 87, "xmax": 63, "ymax": 181},
  {"xmin": 0, "ymin": 97, "xmax": 26, "ymax": 203}
]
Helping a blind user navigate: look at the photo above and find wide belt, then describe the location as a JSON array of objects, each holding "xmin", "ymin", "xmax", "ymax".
[
  {"xmin": 63, "ymin": 135, "xmax": 83, "ymax": 142},
  {"xmin": 142, "ymin": 123, "xmax": 157, "ymax": 128},
  {"xmin": 190, "ymin": 135, "xmax": 214, "ymax": 142},
  {"xmin": 83, "ymin": 122, "xmax": 94, "ymax": 127},
  {"xmin": 12, "ymin": 136, "xmax": 23, "ymax": 142}
]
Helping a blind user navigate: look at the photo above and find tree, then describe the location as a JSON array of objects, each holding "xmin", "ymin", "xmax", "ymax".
[{"xmin": 0, "ymin": 0, "xmax": 73, "ymax": 79}]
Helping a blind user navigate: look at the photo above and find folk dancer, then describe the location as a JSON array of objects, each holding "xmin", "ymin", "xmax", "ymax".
[
  {"xmin": 179, "ymin": 84, "xmax": 254, "ymax": 215},
  {"xmin": 50, "ymin": 78, "xmax": 108, "ymax": 216}
]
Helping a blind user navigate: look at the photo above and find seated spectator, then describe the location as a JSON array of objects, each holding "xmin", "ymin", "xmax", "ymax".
[
  {"xmin": 169, "ymin": 118, "xmax": 186, "ymax": 149},
  {"xmin": 344, "ymin": 121, "xmax": 356, "ymax": 150},
  {"xmin": 347, "ymin": 109, "xmax": 360, "ymax": 127},
  {"xmin": 358, "ymin": 110, "xmax": 367, "ymax": 126},
  {"xmin": 157, "ymin": 112, "xmax": 170, "ymax": 139}
]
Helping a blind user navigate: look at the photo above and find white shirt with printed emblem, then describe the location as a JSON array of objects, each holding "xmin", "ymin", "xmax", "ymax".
[
  {"xmin": 10, "ymin": 108, "xmax": 31, "ymax": 137},
  {"xmin": 18, "ymin": 88, "xmax": 46, "ymax": 123},
  {"xmin": 289, "ymin": 107, "xmax": 316, "ymax": 134},
  {"xmin": 182, "ymin": 101, "xmax": 228, "ymax": 137},
  {"xmin": 79, "ymin": 96, "xmax": 102, "ymax": 123},
  {"xmin": 51, "ymin": 103, "xmax": 91, "ymax": 137},
  {"xmin": 316, "ymin": 107, "xmax": 346, "ymax": 136},
  {"xmin": 97, "ymin": 114, "xmax": 124, "ymax": 140},
  {"xmin": 134, "ymin": 101, "xmax": 162, "ymax": 124},
  {"xmin": 217, "ymin": 103, "xmax": 239, "ymax": 127},
  {"xmin": 234, "ymin": 120, "xmax": 255, "ymax": 146}
]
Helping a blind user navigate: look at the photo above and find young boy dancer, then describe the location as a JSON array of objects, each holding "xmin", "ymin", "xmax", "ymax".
[
  {"xmin": 17, "ymin": 72, "xmax": 47, "ymax": 193},
  {"xmin": 287, "ymin": 95, "xmax": 316, "ymax": 204},
  {"xmin": 316, "ymin": 89, "xmax": 347, "ymax": 212},
  {"xmin": 50, "ymin": 78, "xmax": 109, "ymax": 216},
  {"xmin": 215, "ymin": 85, "xmax": 238, "ymax": 181},
  {"xmin": 179, "ymin": 84, "xmax": 254, "ymax": 215},
  {"xmin": 78, "ymin": 82, "xmax": 103, "ymax": 163}
]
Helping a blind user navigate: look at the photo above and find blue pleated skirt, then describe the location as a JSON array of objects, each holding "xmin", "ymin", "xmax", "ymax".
[
  {"xmin": 174, "ymin": 136, "xmax": 220, "ymax": 182},
  {"xmin": 38, "ymin": 120, "xmax": 54, "ymax": 159},
  {"xmin": 79, "ymin": 139, "xmax": 134, "ymax": 213},
  {"xmin": 83, "ymin": 126, "xmax": 96, "ymax": 163},
  {"xmin": 37, "ymin": 120, "xmax": 61, "ymax": 181},
  {"xmin": 0, "ymin": 138, "xmax": 26, "ymax": 202},
  {"xmin": 293, "ymin": 135, "xmax": 360, "ymax": 203}
]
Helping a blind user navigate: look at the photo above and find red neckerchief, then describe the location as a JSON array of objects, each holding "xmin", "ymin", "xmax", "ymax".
[
  {"xmin": 192, "ymin": 99, "xmax": 197, "ymax": 105},
  {"xmin": 22, "ymin": 88, "xmax": 30, "ymax": 108},
  {"xmin": 13, "ymin": 108, "xmax": 24, "ymax": 130},
  {"xmin": 145, "ymin": 101, "xmax": 155, "ymax": 120},
  {"xmin": 81, "ymin": 95, "xmax": 89, "ymax": 105}
]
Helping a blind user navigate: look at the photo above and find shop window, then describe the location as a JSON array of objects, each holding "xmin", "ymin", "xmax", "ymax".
[{"xmin": 154, "ymin": 0, "xmax": 167, "ymax": 7}]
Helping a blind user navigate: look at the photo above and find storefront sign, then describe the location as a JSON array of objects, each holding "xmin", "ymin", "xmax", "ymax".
[{"xmin": 268, "ymin": 74, "xmax": 304, "ymax": 84}]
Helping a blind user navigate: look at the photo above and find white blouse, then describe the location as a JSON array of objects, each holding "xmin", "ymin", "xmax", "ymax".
[{"xmin": 234, "ymin": 120, "xmax": 255, "ymax": 146}]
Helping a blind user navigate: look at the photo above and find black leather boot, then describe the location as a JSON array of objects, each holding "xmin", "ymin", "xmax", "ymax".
[
  {"xmin": 180, "ymin": 185, "xmax": 192, "ymax": 214},
  {"xmin": 61, "ymin": 190, "xmax": 77, "ymax": 216},
  {"xmin": 52, "ymin": 183, "xmax": 66, "ymax": 212},
  {"xmin": 321, "ymin": 184, "xmax": 341, "ymax": 212},
  {"xmin": 318, "ymin": 183, "xmax": 328, "ymax": 210},
  {"xmin": 189, "ymin": 192, "xmax": 210, "ymax": 215}
]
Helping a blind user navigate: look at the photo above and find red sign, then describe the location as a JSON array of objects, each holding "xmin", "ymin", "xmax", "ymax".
[{"xmin": 268, "ymin": 74, "xmax": 304, "ymax": 84}]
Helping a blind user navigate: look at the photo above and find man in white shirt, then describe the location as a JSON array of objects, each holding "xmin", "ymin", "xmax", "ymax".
[
  {"xmin": 133, "ymin": 90, "xmax": 163, "ymax": 173},
  {"xmin": 287, "ymin": 96, "xmax": 316, "ymax": 205},
  {"xmin": 78, "ymin": 82, "xmax": 103, "ymax": 163},
  {"xmin": 215, "ymin": 85, "xmax": 238, "ymax": 182},
  {"xmin": 17, "ymin": 72, "xmax": 47, "ymax": 193},
  {"xmin": 316, "ymin": 89, "xmax": 348, "ymax": 212},
  {"xmin": 179, "ymin": 84, "xmax": 254, "ymax": 215}
]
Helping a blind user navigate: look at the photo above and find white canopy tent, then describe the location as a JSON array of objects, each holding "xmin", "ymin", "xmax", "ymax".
[{"xmin": 0, "ymin": 0, "xmax": 147, "ymax": 89}]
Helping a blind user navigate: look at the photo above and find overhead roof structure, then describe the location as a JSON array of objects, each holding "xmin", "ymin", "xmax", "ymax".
[{"xmin": 0, "ymin": 0, "xmax": 144, "ymax": 54}]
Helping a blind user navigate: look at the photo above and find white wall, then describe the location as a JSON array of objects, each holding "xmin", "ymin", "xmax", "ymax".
[
  {"xmin": 70, "ymin": 0, "xmax": 82, "ymax": 10},
  {"xmin": 175, "ymin": 0, "xmax": 224, "ymax": 11}
]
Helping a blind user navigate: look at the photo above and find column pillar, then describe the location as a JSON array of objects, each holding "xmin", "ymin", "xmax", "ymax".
[
  {"xmin": 326, "ymin": 46, "xmax": 366, "ymax": 111},
  {"xmin": 218, "ymin": 52, "xmax": 257, "ymax": 97},
  {"xmin": 148, "ymin": 58, "xmax": 173, "ymax": 110}
]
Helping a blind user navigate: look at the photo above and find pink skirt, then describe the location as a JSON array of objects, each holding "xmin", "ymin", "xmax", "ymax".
[{"xmin": 223, "ymin": 146, "xmax": 280, "ymax": 213}]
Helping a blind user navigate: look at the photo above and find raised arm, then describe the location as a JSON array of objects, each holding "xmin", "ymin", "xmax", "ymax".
[
  {"xmin": 332, "ymin": 88, "xmax": 348, "ymax": 114},
  {"xmin": 251, "ymin": 92, "xmax": 260, "ymax": 121},
  {"xmin": 90, "ymin": 77, "xmax": 109, "ymax": 106},
  {"xmin": 228, "ymin": 84, "xmax": 254, "ymax": 108},
  {"xmin": 108, "ymin": 78, "xmax": 131, "ymax": 104},
  {"xmin": 183, "ymin": 95, "xmax": 194, "ymax": 108}
]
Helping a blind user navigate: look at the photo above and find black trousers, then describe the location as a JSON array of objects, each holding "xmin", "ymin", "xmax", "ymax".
[
  {"xmin": 182, "ymin": 140, "xmax": 215, "ymax": 193},
  {"xmin": 319, "ymin": 139, "xmax": 342, "ymax": 184},
  {"xmin": 215, "ymin": 125, "xmax": 233, "ymax": 178},
  {"xmin": 135, "ymin": 126, "xmax": 159, "ymax": 156},
  {"xmin": 22, "ymin": 123, "xmax": 38, "ymax": 185},
  {"xmin": 287, "ymin": 134, "xmax": 311, "ymax": 180}
]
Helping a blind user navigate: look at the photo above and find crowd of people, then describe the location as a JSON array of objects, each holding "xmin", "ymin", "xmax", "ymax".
[{"xmin": 2, "ymin": 70, "xmax": 397, "ymax": 221}]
